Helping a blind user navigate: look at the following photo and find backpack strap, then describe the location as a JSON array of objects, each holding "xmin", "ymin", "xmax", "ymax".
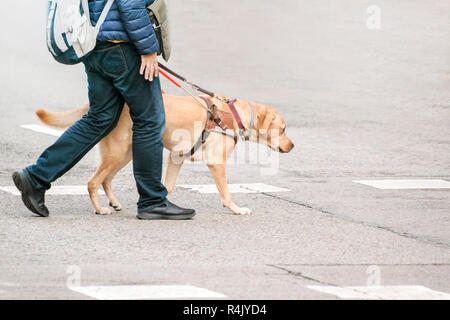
[
  {"xmin": 95, "ymin": 0, "xmax": 115, "ymax": 32},
  {"xmin": 81, "ymin": 0, "xmax": 91, "ymax": 23},
  {"xmin": 81, "ymin": 0, "xmax": 115, "ymax": 30}
]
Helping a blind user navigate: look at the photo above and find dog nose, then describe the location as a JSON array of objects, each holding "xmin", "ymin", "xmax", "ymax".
[{"xmin": 291, "ymin": 143, "xmax": 295, "ymax": 150}]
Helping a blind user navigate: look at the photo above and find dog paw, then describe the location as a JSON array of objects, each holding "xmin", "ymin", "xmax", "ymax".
[
  {"xmin": 96, "ymin": 207, "xmax": 113, "ymax": 215},
  {"xmin": 233, "ymin": 207, "xmax": 253, "ymax": 215},
  {"xmin": 109, "ymin": 202, "xmax": 122, "ymax": 212}
]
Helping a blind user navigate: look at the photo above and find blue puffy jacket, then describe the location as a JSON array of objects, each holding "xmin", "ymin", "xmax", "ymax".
[{"xmin": 88, "ymin": 0, "xmax": 159, "ymax": 55}]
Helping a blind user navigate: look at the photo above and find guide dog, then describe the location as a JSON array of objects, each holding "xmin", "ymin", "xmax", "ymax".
[{"xmin": 36, "ymin": 94, "xmax": 294, "ymax": 215}]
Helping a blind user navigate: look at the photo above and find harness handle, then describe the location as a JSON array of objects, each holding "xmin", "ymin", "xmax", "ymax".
[{"xmin": 194, "ymin": 86, "xmax": 215, "ymax": 98}]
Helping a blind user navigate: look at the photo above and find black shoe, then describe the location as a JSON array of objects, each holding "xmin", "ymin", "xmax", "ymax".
[
  {"xmin": 137, "ymin": 201, "xmax": 195, "ymax": 220},
  {"xmin": 12, "ymin": 170, "xmax": 49, "ymax": 217}
]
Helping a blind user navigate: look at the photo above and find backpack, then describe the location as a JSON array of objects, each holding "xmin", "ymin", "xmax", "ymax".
[
  {"xmin": 147, "ymin": 0, "xmax": 171, "ymax": 61},
  {"xmin": 46, "ymin": 0, "xmax": 114, "ymax": 65}
]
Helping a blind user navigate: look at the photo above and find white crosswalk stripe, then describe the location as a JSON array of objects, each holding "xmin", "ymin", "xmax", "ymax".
[
  {"xmin": 354, "ymin": 179, "xmax": 450, "ymax": 189},
  {"xmin": 178, "ymin": 183, "xmax": 290, "ymax": 194},
  {"xmin": 0, "ymin": 186, "xmax": 104, "ymax": 196},
  {"xmin": 306, "ymin": 285, "xmax": 450, "ymax": 300},
  {"xmin": 21, "ymin": 124, "xmax": 63, "ymax": 137},
  {"xmin": 69, "ymin": 285, "xmax": 226, "ymax": 300}
]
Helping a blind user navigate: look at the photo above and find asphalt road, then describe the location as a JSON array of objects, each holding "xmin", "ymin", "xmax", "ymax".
[{"xmin": 0, "ymin": 0, "xmax": 449, "ymax": 300}]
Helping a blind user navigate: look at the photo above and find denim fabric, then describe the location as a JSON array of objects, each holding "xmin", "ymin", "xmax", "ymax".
[{"xmin": 26, "ymin": 41, "xmax": 168, "ymax": 212}]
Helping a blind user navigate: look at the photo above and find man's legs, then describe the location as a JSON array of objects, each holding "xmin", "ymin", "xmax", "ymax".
[
  {"xmin": 112, "ymin": 43, "xmax": 168, "ymax": 211},
  {"xmin": 15, "ymin": 41, "xmax": 195, "ymax": 219},
  {"xmin": 14, "ymin": 59, "xmax": 124, "ymax": 215},
  {"xmin": 111, "ymin": 43, "xmax": 194, "ymax": 219}
]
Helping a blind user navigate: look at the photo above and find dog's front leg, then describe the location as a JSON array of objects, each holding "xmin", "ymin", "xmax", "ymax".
[
  {"xmin": 164, "ymin": 153, "xmax": 184, "ymax": 194},
  {"xmin": 207, "ymin": 163, "xmax": 252, "ymax": 215}
]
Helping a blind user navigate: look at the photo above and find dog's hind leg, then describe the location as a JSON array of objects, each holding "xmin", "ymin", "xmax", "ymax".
[
  {"xmin": 207, "ymin": 163, "xmax": 252, "ymax": 215},
  {"xmin": 164, "ymin": 153, "xmax": 184, "ymax": 194},
  {"xmin": 88, "ymin": 161, "xmax": 119, "ymax": 215},
  {"xmin": 102, "ymin": 149, "xmax": 132, "ymax": 212}
]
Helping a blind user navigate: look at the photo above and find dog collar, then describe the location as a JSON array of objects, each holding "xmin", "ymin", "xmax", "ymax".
[{"xmin": 227, "ymin": 99, "xmax": 254, "ymax": 141}]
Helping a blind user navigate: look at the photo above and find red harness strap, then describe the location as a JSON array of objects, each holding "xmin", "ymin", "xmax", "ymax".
[{"xmin": 227, "ymin": 99, "xmax": 245, "ymax": 134}]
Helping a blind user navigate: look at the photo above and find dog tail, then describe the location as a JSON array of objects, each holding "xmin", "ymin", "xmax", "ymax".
[{"xmin": 35, "ymin": 104, "xmax": 89, "ymax": 129}]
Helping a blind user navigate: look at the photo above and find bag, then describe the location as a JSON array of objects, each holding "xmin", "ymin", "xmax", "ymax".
[
  {"xmin": 147, "ymin": 0, "xmax": 171, "ymax": 62},
  {"xmin": 46, "ymin": 0, "xmax": 114, "ymax": 65}
]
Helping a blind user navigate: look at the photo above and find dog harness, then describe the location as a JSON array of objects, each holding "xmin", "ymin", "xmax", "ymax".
[
  {"xmin": 156, "ymin": 63, "xmax": 255, "ymax": 158},
  {"xmin": 183, "ymin": 97, "xmax": 255, "ymax": 158}
]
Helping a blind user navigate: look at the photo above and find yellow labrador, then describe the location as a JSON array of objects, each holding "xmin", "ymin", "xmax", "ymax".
[{"xmin": 36, "ymin": 94, "xmax": 294, "ymax": 215}]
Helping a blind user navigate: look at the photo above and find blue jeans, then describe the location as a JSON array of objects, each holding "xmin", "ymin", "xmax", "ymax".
[{"xmin": 26, "ymin": 41, "xmax": 168, "ymax": 212}]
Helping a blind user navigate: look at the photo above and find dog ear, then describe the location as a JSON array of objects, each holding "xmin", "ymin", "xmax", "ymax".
[{"xmin": 259, "ymin": 109, "xmax": 276, "ymax": 132}]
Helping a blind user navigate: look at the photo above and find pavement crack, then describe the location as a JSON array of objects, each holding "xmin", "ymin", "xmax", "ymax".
[
  {"xmin": 275, "ymin": 263, "xmax": 450, "ymax": 266},
  {"xmin": 261, "ymin": 192, "xmax": 450, "ymax": 249},
  {"xmin": 183, "ymin": 172, "xmax": 449, "ymax": 249},
  {"xmin": 268, "ymin": 265, "xmax": 387, "ymax": 300},
  {"xmin": 268, "ymin": 264, "xmax": 336, "ymax": 286}
]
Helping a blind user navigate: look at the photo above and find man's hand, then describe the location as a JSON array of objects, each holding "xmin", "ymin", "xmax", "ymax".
[{"xmin": 140, "ymin": 52, "xmax": 159, "ymax": 82}]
